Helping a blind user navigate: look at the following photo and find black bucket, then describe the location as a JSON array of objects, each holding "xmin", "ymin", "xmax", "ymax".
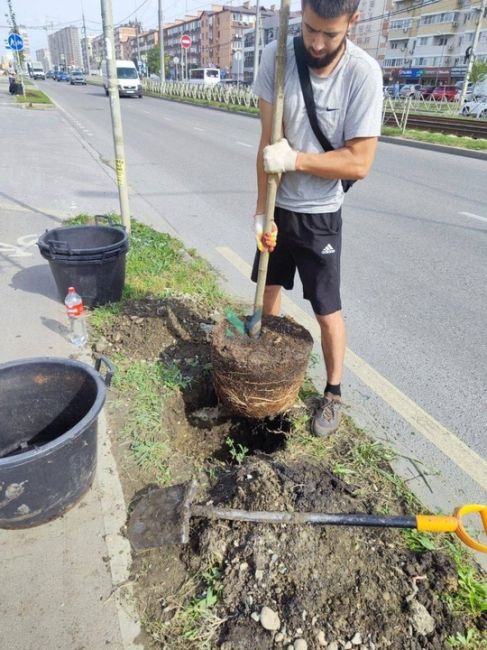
[
  {"xmin": 0, "ymin": 356, "xmax": 114, "ymax": 529},
  {"xmin": 37, "ymin": 215, "xmax": 129, "ymax": 308}
]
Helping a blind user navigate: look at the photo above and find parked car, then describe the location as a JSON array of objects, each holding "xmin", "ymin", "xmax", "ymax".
[
  {"xmin": 46, "ymin": 70, "xmax": 54, "ymax": 79},
  {"xmin": 399, "ymin": 83, "xmax": 422, "ymax": 99},
  {"xmin": 460, "ymin": 97, "xmax": 487, "ymax": 118},
  {"xmin": 415, "ymin": 85, "xmax": 435, "ymax": 99},
  {"xmin": 70, "ymin": 71, "xmax": 86, "ymax": 85},
  {"xmin": 430, "ymin": 85, "xmax": 459, "ymax": 102},
  {"xmin": 455, "ymin": 81, "xmax": 474, "ymax": 102},
  {"xmin": 56, "ymin": 71, "xmax": 69, "ymax": 82}
]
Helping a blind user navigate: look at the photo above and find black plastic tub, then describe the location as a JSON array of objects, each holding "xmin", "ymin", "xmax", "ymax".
[
  {"xmin": 41, "ymin": 248, "xmax": 127, "ymax": 308},
  {"xmin": 0, "ymin": 356, "xmax": 114, "ymax": 529},
  {"xmin": 37, "ymin": 218, "xmax": 129, "ymax": 307},
  {"xmin": 37, "ymin": 223, "xmax": 128, "ymax": 258}
]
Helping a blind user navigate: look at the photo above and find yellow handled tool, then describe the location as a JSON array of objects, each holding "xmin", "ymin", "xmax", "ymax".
[{"xmin": 417, "ymin": 504, "xmax": 487, "ymax": 553}]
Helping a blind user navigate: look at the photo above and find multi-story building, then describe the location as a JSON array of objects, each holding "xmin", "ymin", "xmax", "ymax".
[
  {"xmin": 164, "ymin": 14, "xmax": 203, "ymax": 78},
  {"xmin": 383, "ymin": 0, "xmax": 487, "ymax": 84},
  {"xmin": 201, "ymin": 4, "xmax": 260, "ymax": 79},
  {"xmin": 18, "ymin": 26, "xmax": 31, "ymax": 61},
  {"xmin": 114, "ymin": 22, "xmax": 141, "ymax": 59},
  {"xmin": 349, "ymin": 0, "xmax": 395, "ymax": 66},
  {"xmin": 48, "ymin": 26, "xmax": 82, "ymax": 69},
  {"xmin": 127, "ymin": 29, "xmax": 159, "ymax": 63},
  {"xmin": 35, "ymin": 48, "xmax": 52, "ymax": 71},
  {"xmin": 243, "ymin": 11, "xmax": 300, "ymax": 81},
  {"xmin": 80, "ymin": 35, "xmax": 97, "ymax": 73},
  {"xmin": 91, "ymin": 33, "xmax": 105, "ymax": 70}
]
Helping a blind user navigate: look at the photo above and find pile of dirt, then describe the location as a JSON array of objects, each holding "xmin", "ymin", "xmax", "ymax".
[{"xmin": 95, "ymin": 297, "xmax": 485, "ymax": 650}]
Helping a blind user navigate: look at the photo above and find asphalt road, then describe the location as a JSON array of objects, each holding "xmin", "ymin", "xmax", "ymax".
[{"xmin": 42, "ymin": 79, "xmax": 487, "ymax": 514}]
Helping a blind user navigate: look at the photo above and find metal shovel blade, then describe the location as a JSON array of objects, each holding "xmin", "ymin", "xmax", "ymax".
[{"xmin": 127, "ymin": 481, "xmax": 196, "ymax": 551}]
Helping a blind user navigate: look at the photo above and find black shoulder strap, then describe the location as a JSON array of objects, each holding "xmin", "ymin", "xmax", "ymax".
[{"xmin": 293, "ymin": 36, "xmax": 334, "ymax": 153}]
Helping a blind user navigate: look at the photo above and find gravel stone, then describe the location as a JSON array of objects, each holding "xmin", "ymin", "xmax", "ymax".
[
  {"xmin": 275, "ymin": 633, "xmax": 284, "ymax": 643},
  {"xmin": 260, "ymin": 606, "xmax": 280, "ymax": 631},
  {"xmin": 316, "ymin": 630, "xmax": 327, "ymax": 646},
  {"xmin": 327, "ymin": 643, "xmax": 339, "ymax": 650},
  {"xmin": 410, "ymin": 601, "xmax": 435, "ymax": 636},
  {"xmin": 294, "ymin": 639, "xmax": 307, "ymax": 650},
  {"xmin": 351, "ymin": 633, "xmax": 362, "ymax": 645},
  {"xmin": 251, "ymin": 612, "xmax": 260, "ymax": 622}
]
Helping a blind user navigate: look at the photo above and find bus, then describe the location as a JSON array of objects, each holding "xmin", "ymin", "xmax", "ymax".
[{"xmin": 188, "ymin": 68, "xmax": 220, "ymax": 85}]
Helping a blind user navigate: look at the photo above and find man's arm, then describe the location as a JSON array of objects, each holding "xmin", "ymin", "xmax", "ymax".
[
  {"xmin": 295, "ymin": 136, "xmax": 378, "ymax": 181},
  {"xmin": 255, "ymin": 98, "xmax": 274, "ymax": 214}
]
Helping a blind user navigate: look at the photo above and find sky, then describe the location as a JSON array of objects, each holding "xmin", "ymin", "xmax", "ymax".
[{"xmin": 1, "ymin": 0, "xmax": 301, "ymax": 59}]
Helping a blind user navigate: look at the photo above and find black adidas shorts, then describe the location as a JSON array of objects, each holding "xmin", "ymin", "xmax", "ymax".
[{"xmin": 251, "ymin": 207, "xmax": 342, "ymax": 316}]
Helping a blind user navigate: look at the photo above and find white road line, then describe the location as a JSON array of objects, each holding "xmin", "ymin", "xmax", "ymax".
[
  {"xmin": 163, "ymin": 117, "xmax": 172, "ymax": 121},
  {"xmin": 216, "ymin": 245, "xmax": 487, "ymax": 492},
  {"xmin": 459, "ymin": 211, "xmax": 487, "ymax": 224},
  {"xmin": 236, "ymin": 141, "xmax": 252, "ymax": 148},
  {"xmin": 193, "ymin": 126, "xmax": 204, "ymax": 131},
  {"xmin": 142, "ymin": 110, "xmax": 150, "ymax": 114}
]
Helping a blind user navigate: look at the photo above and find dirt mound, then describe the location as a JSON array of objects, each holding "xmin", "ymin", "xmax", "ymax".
[{"xmin": 94, "ymin": 297, "xmax": 485, "ymax": 650}]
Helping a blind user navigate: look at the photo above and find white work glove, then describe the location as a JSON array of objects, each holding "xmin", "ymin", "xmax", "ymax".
[
  {"xmin": 253, "ymin": 213, "xmax": 278, "ymax": 253},
  {"xmin": 263, "ymin": 138, "xmax": 298, "ymax": 174}
]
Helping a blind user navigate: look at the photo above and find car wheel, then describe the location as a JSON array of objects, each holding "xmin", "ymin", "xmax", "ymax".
[
  {"xmin": 138, "ymin": 94, "xmax": 143, "ymax": 98},
  {"xmin": 480, "ymin": 109, "xmax": 487, "ymax": 119},
  {"xmin": 104, "ymin": 87, "xmax": 109, "ymax": 96},
  {"xmin": 462, "ymin": 107, "xmax": 470, "ymax": 115}
]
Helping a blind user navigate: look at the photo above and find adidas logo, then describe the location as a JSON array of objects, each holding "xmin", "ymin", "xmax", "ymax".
[{"xmin": 321, "ymin": 244, "xmax": 335, "ymax": 255}]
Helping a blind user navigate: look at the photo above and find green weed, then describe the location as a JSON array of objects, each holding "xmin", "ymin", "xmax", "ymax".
[
  {"xmin": 403, "ymin": 529, "xmax": 439, "ymax": 552},
  {"xmin": 159, "ymin": 361, "xmax": 192, "ymax": 392},
  {"xmin": 131, "ymin": 436, "xmax": 171, "ymax": 484},
  {"xmin": 382, "ymin": 126, "xmax": 487, "ymax": 151},
  {"xmin": 225, "ymin": 436, "xmax": 249, "ymax": 465},
  {"xmin": 448, "ymin": 628, "xmax": 487, "ymax": 648},
  {"xmin": 444, "ymin": 540, "xmax": 487, "ymax": 617}
]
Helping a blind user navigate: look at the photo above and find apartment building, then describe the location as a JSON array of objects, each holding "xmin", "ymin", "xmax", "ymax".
[
  {"xmin": 35, "ymin": 48, "xmax": 52, "ymax": 71},
  {"xmin": 163, "ymin": 14, "xmax": 203, "ymax": 77},
  {"xmin": 127, "ymin": 29, "xmax": 159, "ymax": 63},
  {"xmin": 48, "ymin": 26, "xmax": 82, "ymax": 69},
  {"xmin": 80, "ymin": 36, "xmax": 96, "ymax": 73},
  {"xmin": 243, "ymin": 11, "xmax": 300, "ymax": 80},
  {"xmin": 91, "ymin": 33, "xmax": 105, "ymax": 70},
  {"xmin": 201, "ymin": 4, "xmax": 259, "ymax": 78},
  {"xmin": 383, "ymin": 0, "xmax": 487, "ymax": 84},
  {"xmin": 349, "ymin": 0, "xmax": 395, "ymax": 64},
  {"xmin": 114, "ymin": 23, "xmax": 141, "ymax": 59}
]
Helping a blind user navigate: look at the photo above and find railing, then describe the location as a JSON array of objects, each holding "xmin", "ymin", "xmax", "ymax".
[{"xmin": 143, "ymin": 80, "xmax": 260, "ymax": 109}]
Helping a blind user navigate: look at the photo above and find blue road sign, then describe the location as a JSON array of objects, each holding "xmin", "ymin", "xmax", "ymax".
[{"xmin": 8, "ymin": 33, "xmax": 24, "ymax": 52}]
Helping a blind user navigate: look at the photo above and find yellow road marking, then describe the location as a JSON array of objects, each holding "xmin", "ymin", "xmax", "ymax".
[{"xmin": 216, "ymin": 245, "xmax": 487, "ymax": 492}]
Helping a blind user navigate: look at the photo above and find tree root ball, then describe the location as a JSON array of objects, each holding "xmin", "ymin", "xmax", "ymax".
[{"xmin": 211, "ymin": 315, "xmax": 314, "ymax": 419}]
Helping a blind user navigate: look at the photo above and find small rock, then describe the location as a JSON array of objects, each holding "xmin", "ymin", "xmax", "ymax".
[
  {"xmin": 344, "ymin": 643, "xmax": 352, "ymax": 650},
  {"xmin": 294, "ymin": 640, "xmax": 307, "ymax": 650},
  {"xmin": 247, "ymin": 595, "xmax": 254, "ymax": 606},
  {"xmin": 260, "ymin": 606, "xmax": 280, "ymax": 631},
  {"xmin": 287, "ymin": 646, "xmax": 294, "ymax": 650},
  {"xmin": 351, "ymin": 633, "xmax": 362, "ymax": 646},
  {"xmin": 220, "ymin": 643, "xmax": 231, "ymax": 650},
  {"xmin": 255, "ymin": 569, "xmax": 264, "ymax": 581},
  {"xmin": 239, "ymin": 562, "xmax": 248, "ymax": 572},
  {"xmin": 316, "ymin": 630, "xmax": 326, "ymax": 646},
  {"xmin": 311, "ymin": 616, "xmax": 318, "ymax": 627},
  {"xmin": 271, "ymin": 553, "xmax": 279, "ymax": 564},
  {"xmin": 275, "ymin": 633, "xmax": 284, "ymax": 643},
  {"xmin": 94, "ymin": 339, "xmax": 107, "ymax": 353},
  {"xmin": 251, "ymin": 612, "xmax": 260, "ymax": 622},
  {"xmin": 410, "ymin": 600, "xmax": 435, "ymax": 636},
  {"xmin": 296, "ymin": 628, "xmax": 303, "ymax": 635},
  {"xmin": 327, "ymin": 643, "xmax": 339, "ymax": 650},
  {"xmin": 302, "ymin": 610, "xmax": 307, "ymax": 621}
]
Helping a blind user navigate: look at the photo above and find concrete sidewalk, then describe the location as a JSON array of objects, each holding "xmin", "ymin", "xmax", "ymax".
[{"xmin": 0, "ymin": 78, "xmax": 142, "ymax": 649}]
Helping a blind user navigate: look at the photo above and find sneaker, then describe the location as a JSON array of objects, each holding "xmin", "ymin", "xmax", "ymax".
[{"xmin": 312, "ymin": 392, "xmax": 342, "ymax": 437}]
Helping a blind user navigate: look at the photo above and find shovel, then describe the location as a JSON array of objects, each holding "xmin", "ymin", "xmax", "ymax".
[{"xmin": 127, "ymin": 481, "xmax": 487, "ymax": 553}]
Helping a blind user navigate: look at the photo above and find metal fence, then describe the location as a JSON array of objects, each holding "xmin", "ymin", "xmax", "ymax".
[{"xmin": 143, "ymin": 80, "xmax": 260, "ymax": 109}]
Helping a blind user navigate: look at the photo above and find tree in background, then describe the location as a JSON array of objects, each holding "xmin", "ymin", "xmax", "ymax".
[
  {"xmin": 147, "ymin": 46, "xmax": 170, "ymax": 77},
  {"xmin": 5, "ymin": 0, "xmax": 24, "ymax": 66},
  {"xmin": 470, "ymin": 61, "xmax": 487, "ymax": 85}
]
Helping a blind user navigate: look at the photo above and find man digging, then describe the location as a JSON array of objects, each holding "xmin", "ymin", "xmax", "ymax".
[{"xmin": 252, "ymin": 0, "xmax": 383, "ymax": 436}]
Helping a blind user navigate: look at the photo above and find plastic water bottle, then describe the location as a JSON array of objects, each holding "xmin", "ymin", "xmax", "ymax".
[{"xmin": 65, "ymin": 287, "xmax": 88, "ymax": 347}]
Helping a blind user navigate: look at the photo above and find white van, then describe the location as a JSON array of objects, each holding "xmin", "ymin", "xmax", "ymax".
[{"xmin": 102, "ymin": 59, "xmax": 142, "ymax": 98}]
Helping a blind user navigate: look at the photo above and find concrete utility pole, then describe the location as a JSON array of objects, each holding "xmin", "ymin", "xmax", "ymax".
[
  {"xmin": 253, "ymin": 0, "xmax": 260, "ymax": 83},
  {"xmin": 82, "ymin": 7, "xmax": 91, "ymax": 74},
  {"xmin": 459, "ymin": 0, "xmax": 487, "ymax": 105},
  {"xmin": 100, "ymin": 0, "xmax": 131, "ymax": 233},
  {"xmin": 158, "ymin": 0, "xmax": 165, "ymax": 81}
]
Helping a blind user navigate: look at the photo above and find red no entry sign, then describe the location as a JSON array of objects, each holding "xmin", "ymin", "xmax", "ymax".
[{"xmin": 181, "ymin": 34, "xmax": 192, "ymax": 49}]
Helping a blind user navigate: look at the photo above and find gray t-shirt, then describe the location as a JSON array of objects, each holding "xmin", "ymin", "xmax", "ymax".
[{"xmin": 253, "ymin": 37, "xmax": 384, "ymax": 213}]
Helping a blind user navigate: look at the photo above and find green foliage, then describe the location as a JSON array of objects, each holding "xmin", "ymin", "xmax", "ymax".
[
  {"xmin": 382, "ymin": 126, "xmax": 487, "ymax": 152},
  {"xmin": 444, "ymin": 540, "xmax": 487, "ymax": 617},
  {"xmin": 470, "ymin": 61, "xmax": 487, "ymax": 85},
  {"xmin": 225, "ymin": 436, "xmax": 249, "ymax": 465},
  {"xmin": 146, "ymin": 46, "xmax": 171, "ymax": 76},
  {"xmin": 403, "ymin": 529, "xmax": 438, "ymax": 552},
  {"xmin": 131, "ymin": 435, "xmax": 170, "ymax": 483},
  {"xmin": 16, "ymin": 88, "xmax": 52, "ymax": 104},
  {"xmin": 158, "ymin": 361, "xmax": 192, "ymax": 392},
  {"xmin": 448, "ymin": 628, "xmax": 487, "ymax": 648}
]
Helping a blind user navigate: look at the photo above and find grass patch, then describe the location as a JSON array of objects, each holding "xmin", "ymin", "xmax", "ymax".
[
  {"xmin": 16, "ymin": 88, "xmax": 52, "ymax": 104},
  {"xmin": 443, "ymin": 540, "xmax": 487, "ymax": 617},
  {"xmin": 448, "ymin": 628, "xmax": 487, "ymax": 649},
  {"xmin": 382, "ymin": 125, "xmax": 487, "ymax": 151},
  {"xmin": 144, "ymin": 563, "xmax": 225, "ymax": 649}
]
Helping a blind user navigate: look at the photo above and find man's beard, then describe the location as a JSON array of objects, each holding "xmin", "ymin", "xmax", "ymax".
[{"xmin": 302, "ymin": 35, "xmax": 347, "ymax": 69}]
